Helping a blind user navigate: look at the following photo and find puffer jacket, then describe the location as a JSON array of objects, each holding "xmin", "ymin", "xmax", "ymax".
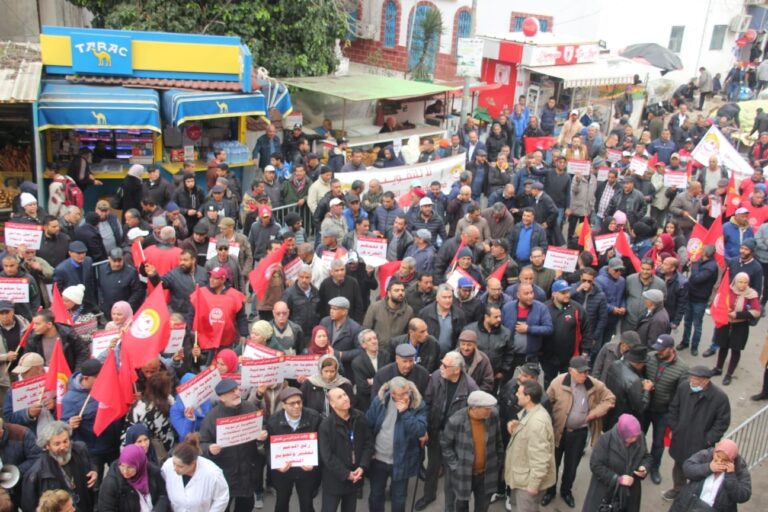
[
  {"xmin": 644, "ymin": 353, "xmax": 689, "ymax": 413},
  {"xmin": 570, "ymin": 284, "xmax": 609, "ymax": 348}
]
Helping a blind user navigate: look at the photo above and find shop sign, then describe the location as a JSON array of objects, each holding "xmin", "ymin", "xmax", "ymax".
[
  {"xmin": 71, "ymin": 33, "xmax": 133, "ymax": 76},
  {"xmin": 522, "ymin": 43, "xmax": 599, "ymax": 67},
  {"xmin": 457, "ymin": 38, "xmax": 485, "ymax": 78}
]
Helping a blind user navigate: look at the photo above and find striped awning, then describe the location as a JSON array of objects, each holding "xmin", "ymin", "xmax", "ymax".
[
  {"xmin": 162, "ymin": 89, "xmax": 267, "ymax": 126},
  {"xmin": 524, "ymin": 57, "xmax": 658, "ymax": 89}
]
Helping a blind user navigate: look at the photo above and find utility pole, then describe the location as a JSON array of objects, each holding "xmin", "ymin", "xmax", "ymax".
[{"xmin": 459, "ymin": 0, "xmax": 478, "ymax": 126}]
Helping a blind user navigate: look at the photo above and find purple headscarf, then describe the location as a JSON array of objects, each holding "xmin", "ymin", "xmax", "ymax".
[
  {"xmin": 111, "ymin": 301, "xmax": 134, "ymax": 327},
  {"xmin": 616, "ymin": 414, "xmax": 641, "ymax": 446},
  {"xmin": 119, "ymin": 444, "xmax": 150, "ymax": 495}
]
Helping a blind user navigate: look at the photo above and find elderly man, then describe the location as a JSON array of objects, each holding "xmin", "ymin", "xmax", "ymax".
[
  {"xmin": 592, "ymin": 330, "xmax": 642, "ymax": 382},
  {"xmin": 318, "ymin": 259, "xmax": 365, "ymax": 322},
  {"xmin": 21, "ymin": 421, "xmax": 98, "ymax": 512},
  {"xmin": 636, "ymin": 289, "xmax": 671, "ymax": 348},
  {"xmin": 98, "ymin": 247, "xmax": 145, "ymax": 318},
  {"xmin": 623, "ymin": 258, "xmax": 667, "ymax": 332},
  {"xmin": 455, "ymin": 330, "xmax": 494, "ymax": 393},
  {"xmin": 372, "ymin": 343, "xmax": 430, "ymax": 398},
  {"xmin": 268, "ymin": 301, "xmax": 304, "ymax": 355},
  {"xmin": 669, "ymin": 181, "xmax": 707, "ymax": 237},
  {"xmin": 416, "ymin": 351, "xmax": 479, "ymax": 511},
  {"xmin": 282, "ymin": 264, "xmax": 320, "ymax": 337},
  {"xmin": 366, "ymin": 376, "xmax": 427, "ymax": 512},
  {"xmin": 53, "ymin": 241, "xmax": 97, "ymax": 311},
  {"xmin": 404, "ymin": 229, "xmax": 435, "ymax": 274},
  {"xmin": 502, "ymin": 283, "xmax": 553, "ymax": 366},
  {"xmin": 441, "ymin": 390, "xmax": 503, "ymax": 512},
  {"xmin": 350, "ymin": 330, "xmax": 390, "ymax": 412},
  {"xmin": 3, "ymin": 353, "xmax": 55, "ymax": 430},
  {"xmin": 389, "ymin": 318, "xmax": 441, "ymax": 375},
  {"xmin": 543, "ymin": 356, "xmax": 616, "ymax": 508},
  {"xmin": 320, "ymin": 297, "xmax": 362, "ymax": 379},
  {"xmin": 420, "ymin": 284, "xmax": 467, "ymax": 357}
]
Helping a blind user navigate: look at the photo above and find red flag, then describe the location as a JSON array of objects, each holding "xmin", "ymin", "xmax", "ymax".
[
  {"xmin": 378, "ymin": 260, "xmax": 402, "ymax": 298},
  {"xmin": 119, "ymin": 348, "xmax": 138, "ymax": 408},
  {"xmin": 17, "ymin": 320, "xmax": 34, "ymax": 349},
  {"xmin": 121, "ymin": 284, "xmax": 171, "ymax": 368},
  {"xmin": 647, "ymin": 153, "xmax": 658, "ymax": 169},
  {"xmin": 249, "ymin": 242, "xmax": 287, "ymax": 301},
  {"xmin": 725, "ymin": 173, "xmax": 741, "ymax": 217},
  {"xmin": 44, "ymin": 339, "xmax": 72, "ymax": 418},
  {"xmin": 523, "ymin": 136, "xmax": 557, "ymax": 154},
  {"xmin": 191, "ymin": 286, "xmax": 246, "ymax": 350},
  {"xmin": 488, "ymin": 261, "xmax": 509, "ymax": 283},
  {"xmin": 710, "ymin": 270, "xmax": 731, "ymax": 329},
  {"xmin": 614, "ymin": 230, "xmax": 642, "ymax": 272},
  {"xmin": 131, "ymin": 240, "xmax": 146, "ymax": 266},
  {"xmin": 91, "ymin": 349, "xmax": 127, "ymax": 436},
  {"xmin": 50, "ymin": 283, "xmax": 73, "ymax": 326},
  {"xmin": 686, "ymin": 223, "xmax": 709, "ymax": 263},
  {"xmin": 577, "ymin": 215, "xmax": 598, "ymax": 262},
  {"xmin": 704, "ymin": 215, "xmax": 726, "ymax": 268},
  {"xmin": 448, "ymin": 241, "xmax": 466, "ymax": 273}
]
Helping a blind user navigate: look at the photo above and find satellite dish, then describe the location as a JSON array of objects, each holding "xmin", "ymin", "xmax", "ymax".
[{"xmin": 0, "ymin": 464, "xmax": 19, "ymax": 489}]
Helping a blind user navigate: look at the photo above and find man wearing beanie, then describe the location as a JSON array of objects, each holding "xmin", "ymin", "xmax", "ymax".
[{"xmin": 14, "ymin": 192, "xmax": 45, "ymax": 225}]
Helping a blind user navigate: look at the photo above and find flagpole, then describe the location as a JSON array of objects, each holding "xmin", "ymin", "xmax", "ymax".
[
  {"xmin": 194, "ymin": 331, "xmax": 199, "ymax": 364},
  {"xmin": 78, "ymin": 394, "xmax": 91, "ymax": 417}
]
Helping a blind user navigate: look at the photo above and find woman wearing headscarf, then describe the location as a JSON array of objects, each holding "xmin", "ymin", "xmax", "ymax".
[
  {"xmin": 305, "ymin": 326, "xmax": 333, "ymax": 358},
  {"xmin": 582, "ymin": 413, "xmax": 652, "ymax": 512},
  {"xmin": 99, "ymin": 444, "xmax": 169, "ymax": 512},
  {"xmin": 105, "ymin": 301, "xmax": 133, "ymax": 332},
  {"xmin": 119, "ymin": 164, "xmax": 145, "ymax": 215},
  {"xmin": 169, "ymin": 373, "xmax": 213, "ymax": 441},
  {"xmin": 123, "ymin": 423, "xmax": 159, "ymax": 465},
  {"xmin": 669, "ymin": 439, "xmax": 751, "ymax": 511},
  {"xmin": 213, "ymin": 348, "xmax": 239, "ymax": 375},
  {"xmin": 61, "ymin": 284, "xmax": 99, "ymax": 343},
  {"xmin": 381, "ymin": 145, "xmax": 404, "ymax": 168},
  {"xmin": 712, "ymin": 272, "xmax": 761, "ymax": 385},
  {"xmin": 643, "ymin": 232, "xmax": 676, "ymax": 267},
  {"xmin": 122, "ymin": 372, "xmax": 176, "ymax": 459},
  {"xmin": 299, "ymin": 354, "xmax": 354, "ymax": 417},
  {"xmin": 161, "ymin": 436, "xmax": 229, "ymax": 512}
]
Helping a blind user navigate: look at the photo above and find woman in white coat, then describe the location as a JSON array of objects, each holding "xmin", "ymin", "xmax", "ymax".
[{"xmin": 161, "ymin": 435, "xmax": 229, "ymax": 512}]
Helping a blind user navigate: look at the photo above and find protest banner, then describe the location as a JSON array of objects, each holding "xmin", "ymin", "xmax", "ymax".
[
  {"xmin": 606, "ymin": 149, "xmax": 622, "ymax": 164},
  {"xmin": 692, "ymin": 126, "xmax": 754, "ymax": 181},
  {"xmin": 206, "ymin": 239, "xmax": 241, "ymax": 260},
  {"xmin": 241, "ymin": 357, "xmax": 284, "ymax": 388},
  {"xmin": 0, "ymin": 277, "xmax": 29, "ymax": 302},
  {"xmin": 176, "ymin": 366, "xmax": 221, "ymax": 409},
  {"xmin": 270, "ymin": 432, "xmax": 319, "ymax": 468},
  {"xmin": 220, "ymin": 373, "xmax": 242, "ymax": 388},
  {"xmin": 11, "ymin": 374, "xmax": 46, "ymax": 412},
  {"xmin": 282, "ymin": 354, "xmax": 321, "ymax": 380},
  {"xmin": 355, "ymin": 236, "xmax": 388, "ymax": 267},
  {"xmin": 91, "ymin": 329, "xmax": 120, "ymax": 358},
  {"xmin": 596, "ymin": 166, "xmax": 610, "ymax": 182},
  {"xmin": 242, "ymin": 342, "xmax": 283, "ymax": 360},
  {"xmin": 566, "ymin": 160, "xmax": 591, "ymax": 175},
  {"xmin": 216, "ymin": 410, "xmax": 264, "ymax": 447},
  {"xmin": 629, "ymin": 157, "xmax": 648, "ymax": 175},
  {"xmin": 594, "ymin": 233, "xmax": 619, "ymax": 254},
  {"xmin": 3, "ymin": 222, "xmax": 43, "ymax": 249},
  {"xmin": 543, "ymin": 246, "xmax": 579, "ymax": 272},
  {"xmin": 163, "ymin": 323, "xmax": 187, "ymax": 354},
  {"xmin": 663, "ymin": 171, "xmax": 688, "ymax": 189},
  {"xmin": 335, "ymin": 154, "xmax": 464, "ymax": 198},
  {"xmin": 283, "ymin": 258, "xmax": 302, "ymax": 283}
]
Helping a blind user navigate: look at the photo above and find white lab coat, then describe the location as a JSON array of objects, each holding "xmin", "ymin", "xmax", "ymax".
[{"xmin": 162, "ymin": 456, "xmax": 230, "ymax": 512}]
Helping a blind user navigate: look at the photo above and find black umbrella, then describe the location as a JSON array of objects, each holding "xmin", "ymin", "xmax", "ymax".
[{"xmin": 619, "ymin": 43, "xmax": 684, "ymax": 72}]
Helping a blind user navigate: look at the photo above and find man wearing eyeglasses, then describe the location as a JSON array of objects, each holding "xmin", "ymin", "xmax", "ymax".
[
  {"xmin": 204, "ymin": 239, "xmax": 241, "ymax": 292},
  {"xmin": 264, "ymin": 387, "xmax": 323, "ymax": 512},
  {"xmin": 569, "ymin": 267, "xmax": 608, "ymax": 362}
]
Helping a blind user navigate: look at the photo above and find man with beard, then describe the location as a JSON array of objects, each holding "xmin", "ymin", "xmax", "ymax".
[
  {"xmin": 192, "ymin": 267, "xmax": 248, "ymax": 352},
  {"xmin": 363, "ymin": 281, "xmax": 413, "ymax": 353},
  {"xmin": 200, "ymin": 379, "xmax": 268, "ymax": 510},
  {"xmin": 38, "ymin": 215, "xmax": 70, "ymax": 268},
  {"xmin": 22, "ymin": 421, "xmax": 98, "ymax": 512},
  {"xmin": 181, "ymin": 222, "xmax": 211, "ymax": 266},
  {"xmin": 146, "ymin": 248, "xmax": 208, "ymax": 324},
  {"xmin": 454, "ymin": 276, "xmax": 483, "ymax": 323},
  {"xmin": 465, "ymin": 305, "xmax": 514, "ymax": 384},
  {"xmin": 405, "ymin": 273, "xmax": 436, "ymax": 313},
  {"xmin": 0, "ymin": 255, "xmax": 41, "ymax": 320}
]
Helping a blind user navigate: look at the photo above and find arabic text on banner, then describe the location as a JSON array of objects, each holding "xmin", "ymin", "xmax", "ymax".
[
  {"xmin": 543, "ymin": 246, "xmax": 579, "ymax": 272},
  {"xmin": 176, "ymin": 366, "xmax": 221, "ymax": 409},
  {"xmin": 270, "ymin": 432, "xmax": 319, "ymax": 467},
  {"xmin": 216, "ymin": 410, "xmax": 263, "ymax": 447}
]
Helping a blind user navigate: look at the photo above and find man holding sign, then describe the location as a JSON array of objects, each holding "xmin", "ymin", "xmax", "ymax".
[
  {"xmin": 265, "ymin": 387, "xmax": 322, "ymax": 512},
  {"xmin": 199, "ymin": 379, "xmax": 268, "ymax": 511}
]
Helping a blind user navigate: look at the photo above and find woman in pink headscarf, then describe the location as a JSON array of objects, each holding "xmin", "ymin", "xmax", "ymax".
[
  {"xmin": 668, "ymin": 439, "xmax": 752, "ymax": 511},
  {"xmin": 582, "ymin": 414, "xmax": 652, "ymax": 512},
  {"xmin": 98, "ymin": 444, "xmax": 169, "ymax": 512}
]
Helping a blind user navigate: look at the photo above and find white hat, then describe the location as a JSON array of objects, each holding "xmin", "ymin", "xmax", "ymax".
[
  {"xmin": 264, "ymin": 165, "xmax": 276, "ymax": 172},
  {"xmin": 735, "ymin": 207, "xmax": 749, "ymax": 215},
  {"xmin": 127, "ymin": 227, "xmax": 149, "ymax": 241},
  {"xmin": 419, "ymin": 197, "xmax": 433, "ymax": 207},
  {"xmin": 570, "ymin": 109, "xmax": 579, "ymax": 116},
  {"xmin": 330, "ymin": 198, "xmax": 344, "ymax": 207},
  {"xmin": 62, "ymin": 284, "xmax": 85, "ymax": 305},
  {"xmin": 20, "ymin": 192, "xmax": 37, "ymax": 207}
]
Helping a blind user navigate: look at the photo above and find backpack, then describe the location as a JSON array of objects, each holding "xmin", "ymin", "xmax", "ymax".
[{"xmin": 57, "ymin": 176, "xmax": 84, "ymax": 208}]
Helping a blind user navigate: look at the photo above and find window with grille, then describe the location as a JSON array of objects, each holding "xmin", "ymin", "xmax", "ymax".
[{"xmin": 384, "ymin": 1, "xmax": 397, "ymax": 48}]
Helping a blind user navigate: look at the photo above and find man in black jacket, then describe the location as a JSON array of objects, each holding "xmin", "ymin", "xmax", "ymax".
[
  {"xmin": 350, "ymin": 329, "xmax": 391, "ymax": 413},
  {"xmin": 73, "ymin": 212, "xmax": 108, "ymax": 263},
  {"xmin": 419, "ymin": 284, "xmax": 467, "ymax": 356},
  {"xmin": 371, "ymin": 343, "xmax": 430, "ymax": 397},
  {"xmin": 319, "ymin": 387, "xmax": 373, "ymax": 512},
  {"xmin": 389, "ymin": 319, "xmax": 441, "ymax": 375},
  {"xmin": 529, "ymin": 182, "xmax": 560, "ymax": 245},
  {"xmin": 464, "ymin": 304, "xmax": 515, "ymax": 382},
  {"xmin": 27, "ymin": 309, "xmax": 89, "ymax": 372},
  {"xmin": 98, "ymin": 248, "xmax": 146, "ymax": 319},
  {"xmin": 282, "ymin": 265, "xmax": 320, "ymax": 338},
  {"xmin": 38, "ymin": 215, "xmax": 70, "ymax": 268},
  {"xmin": 145, "ymin": 248, "xmax": 208, "ymax": 324},
  {"xmin": 603, "ymin": 344, "xmax": 652, "ymax": 430},
  {"xmin": 53, "ymin": 241, "xmax": 98, "ymax": 312},
  {"xmin": 265, "ymin": 387, "xmax": 323, "ymax": 512},
  {"xmin": 678, "ymin": 245, "xmax": 719, "ymax": 356},
  {"xmin": 318, "ymin": 260, "xmax": 365, "ymax": 323}
]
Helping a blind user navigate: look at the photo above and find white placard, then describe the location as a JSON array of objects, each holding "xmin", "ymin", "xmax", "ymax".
[
  {"xmin": 543, "ymin": 246, "xmax": 579, "ymax": 272},
  {"xmin": 355, "ymin": 236, "xmax": 387, "ymax": 266},
  {"xmin": 596, "ymin": 166, "xmax": 610, "ymax": 182},
  {"xmin": 629, "ymin": 157, "xmax": 648, "ymax": 175},
  {"xmin": 91, "ymin": 328, "xmax": 120, "ymax": 358},
  {"xmin": 282, "ymin": 354, "xmax": 321, "ymax": 380},
  {"xmin": 284, "ymin": 258, "xmax": 302, "ymax": 283},
  {"xmin": 11, "ymin": 374, "xmax": 46, "ymax": 412},
  {"xmin": 566, "ymin": 160, "xmax": 591, "ymax": 175},
  {"xmin": 240, "ymin": 356, "xmax": 285, "ymax": 387},
  {"xmin": 176, "ymin": 366, "xmax": 221, "ymax": 409},
  {"xmin": 594, "ymin": 233, "xmax": 619, "ymax": 254},
  {"xmin": 663, "ymin": 171, "xmax": 688, "ymax": 189},
  {"xmin": 0, "ymin": 277, "xmax": 30, "ymax": 302},
  {"xmin": 242, "ymin": 342, "xmax": 283, "ymax": 360},
  {"xmin": 164, "ymin": 323, "xmax": 187, "ymax": 354},
  {"xmin": 445, "ymin": 269, "xmax": 481, "ymax": 295},
  {"xmin": 606, "ymin": 149, "xmax": 622, "ymax": 164},
  {"xmin": 4, "ymin": 223, "xmax": 43, "ymax": 249},
  {"xmin": 270, "ymin": 432, "xmax": 319, "ymax": 468},
  {"xmin": 206, "ymin": 238, "xmax": 241, "ymax": 260},
  {"xmin": 216, "ymin": 410, "xmax": 263, "ymax": 447}
]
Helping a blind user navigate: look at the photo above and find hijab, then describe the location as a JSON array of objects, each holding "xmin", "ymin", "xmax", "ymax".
[
  {"xmin": 111, "ymin": 301, "xmax": 134, "ymax": 328},
  {"xmin": 730, "ymin": 271, "xmax": 759, "ymax": 314},
  {"xmin": 119, "ymin": 444, "xmax": 150, "ymax": 495},
  {"xmin": 307, "ymin": 326, "xmax": 332, "ymax": 355},
  {"xmin": 216, "ymin": 349, "xmax": 238, "ymax": 374},
  {"xmin": 616, "ymin": 414, "xmax": 641, "ymax": 446},
  {"xmin": 645, "ymin": 233, "xmax": 675, "ymax": 261},
  {"xmin": 307, "ymin": 354, "xmax": 350, "ymax": 389},
  {"xmin": 124, "ymin": 423, "xmax": 158, "ymax": 464}
]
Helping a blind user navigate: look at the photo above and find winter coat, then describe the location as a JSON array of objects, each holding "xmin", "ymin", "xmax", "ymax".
[
  {"xmin": 371, "ymin": 205, "xmax": 404, "ymax": 235},
  {"xmin": 424, "ymin": 371, "xmax": 478, "ymax": 433},
  {"xmin": 419, "ymin": 302, "xmax": 467, "ymax": 356},
  {"xmin": 61, "ymin": 373, "xmax": 122, "ymax": 458},
  {"xmin": 592, "ymin": 341, "xmax": 622, "ymax": 383},
  {"xmin": 282, "ymin": 282, "xmax": 321, "ymax": 338},
  {"xmin": 669, "ymin": 192, "xmax": 707, "ymax": 231},
  {"xmin": 319, "ymin": 316, "xmax": 363, "ymax": 377},
  {"xmin": 581, "ymin": 427, "xmax": 652, "ymax": 512},
  {"xmin": 688, "ymin": 257, "xmax": 719, "ymax": 303},
  {"xmin": 542, "ymin": 300, "xmax": 593, "ymax": 366},
  {"xmin": 366, "ymin": 379, "xmax": 427, "ymax": 481},
  {"xmin": 504, "ymin": 403, "xmax": 557, "ymax": 491},
  {"xmin": 264, "ymin": 406, "xmax": 322, "ymax": 484},
  {"xmin": 53, "ymin": 256, "xmax": 98, "ymax": 309},
  {"xmin": 119, "ymin": 174, "xmax": 144, "ymax": 213},
  {"xmin": 98, "ymin": 263, "xmax": 146, "ymax": 317},
  {"xmin": 150, "ymin": 265, "xmax": 208, "ymax": 324},
  {"xmin": 318, "ymin": 277, "xmax": 365, "ymax": 324},
  {"xmin": 636, "ymin": 306, "xmax": 671, "ymax": 348},
  {"xmin": 199, "ymin": 401, "xmax": 262, "ymax": 497},
  {"xmin": 38, "ymin": 232, "xmax": 71, "ymax": 268},
  {"xmin": 623, "ymin": 274, "xmax": 666, "ymax": 332},
  {"xmin": 143, "ymin": 178, "xmax": 174, "ymax": 208},
  {"xmin": 389, "ymin": 334, "xmax": 441, "ymax": 375},
  {"xmin": 603, "ymin": 359, "xmax": 651, "ymax": 430},
  {"xmin": 362, "ymin": 299, "xmax": 413, "ymax": 352},
  {"xmin": 463, "ymin": 348, "xmax": 495, "ymax": 392},
  {"xmin": 319, "ymin": 408, "xmax": 374, "ymax": 496},
  {"xmin": 570, "ymin": 284, "xmax": 609, "ymax": 346},
  {"xmin": 300, "ymin": 378, "xmax": 355, "ymax": 417},
  {"xmin": 98, "ymin": 460, "xmax": 169, "ymax": 512},
  {"xmin": 441, "ymin": 407, "xmax": 504, "ymax": 500},
  {"xmin": 26, "ymin": 322, "xmax": 89, "ymax": 372},
  {"xmin": 644, "ymin": 354, "xmax": 689, "ymax": 413},
  {"xmin": 607, "ymin": 189, "xmax": 647, "ymax": 227},
  {"xmin": 0, "ymin": 422, "xmax": 41, "ymax": 476},
  {"xmin": 406, "ymin": 210, "xmax": 447, "ymax": 245},
  {"xmin": 669, "ymin": 448, "xmax": 751, "ymax": 512},
  {"xmin": 463, "ymin": 321, "xmax": 514, "ymax": 377},
  {"xmin": 547, "ymin": 373, "xmax": 616, "ymax": 447},
  {"xmin": 22, "ymin": 442, "xmax": 96, "ymax": 512},
  {"xmin": 668, "ymin": 380, "xmax": 731, "ymax": 463},
  {"xmin": 755, "ymin": 221, "xmax": 768, "ymax": 263},
  {"xmin": 501, "ymin": 299, "xmax": 553, "ymax": 357},
  {"xmin": 724, "ymin": 220, "xmax": 755, "ymax": 260},
  {"xmin": 569, "ymin": 172, "xmax": 597, "ymax": 216},
  {"xmin": 350, "ymin": 351, "xmax": 391, "ymax": 412},
  {"xmin": 508, "ymin": 222, "xmax": 549, "ymax": 261}
]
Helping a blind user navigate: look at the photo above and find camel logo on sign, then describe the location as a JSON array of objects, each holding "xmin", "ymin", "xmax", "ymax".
[
  {"xmin": 216, "ymin": 101, "xmax": 229, "ymax": 114},
  {"xmin": 91, "ymin": 112, "xmax": 107, "ymax": 125},
  {"xmin": 71, "ymin": 33, "xmax": 133, "ymax": 75}
]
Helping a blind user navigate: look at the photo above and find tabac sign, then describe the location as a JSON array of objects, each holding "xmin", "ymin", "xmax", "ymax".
[{"xmin": 70, "ymin": 32, "xmax": 133, "ymax": 75}]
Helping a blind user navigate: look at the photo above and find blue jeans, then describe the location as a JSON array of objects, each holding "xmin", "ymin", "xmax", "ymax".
[
  {"xmin": 681, "ymin": 301, "xmax": 707, "ymax": 349},
  {"xmin": 368, "ymin": 459, "xmax": 408, "ymax": 512},
  {"xmin": 643, "ymin": 411, "xmax": 669, "ymax": 471}
]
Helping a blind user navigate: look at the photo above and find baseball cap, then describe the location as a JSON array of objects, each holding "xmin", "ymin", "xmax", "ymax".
[
  {"xmin": 215, "ymin": 379, "xmax": 238, "ymax": 395},
  {"xmin": 264, "ymin": 165, "xmax": 276, "ymax": 173},
  {"xmin": 670, "ymin": 152, "xmax": 680, "ymax": 159},
  {"xmin": 608, "ymin": 257, "xmax": 625, "ymax": 270},
  {"xmin": 530, "ymin": 182, "xmax": 544, "ymax": 190},
  {"xmin": 652, "ymin": 334, "xmax": 675, "ymax": 351},
  {"xmin": 0, "ymin": 301, "xmax": 13, "ymax": 311},
  {"xmin": 735, "ymin": 207, "xmax": 749, "ymax": 215},
  {"xmin": 551, "ymin": 280, "xmax": 570, "ymax": 293},
  {"xmin": 419, "ymin": 197, "xmax": 433, "ymax": 207},
  {"xmin": 209, "ymin": 267, "xmax": 228, "ymax": 279},
  {"xmin": 12, "ymin": 352, "xmax": 45, "ymax": 374},
  {"xmin": 329, "ymin": 198, "xmax": 344, "ymax": 207},
  {"xmin": 259, "ymin": 206, "xmax": 272, "ymax": 218},
  {"xmin": 81, "ymin": 359, "xmax": 103, "ymax": 377},
  {"xmin": 569, "ymin": 356, "xmax": 589, "ymax": 372},
  {"xmin": 457, "ymin": 276, "xmax": 474, "ymax": 288},
  {"xmin": 127, "ymin": 227, "xmax": 149, "ymax": 241}
]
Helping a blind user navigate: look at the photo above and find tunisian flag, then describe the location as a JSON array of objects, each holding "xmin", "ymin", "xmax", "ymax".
[
  {"xmin": 191, "ymin": 286, "xmax": 246, "ymax": 349},
  {"xmin": 686, "ymin": 223, "xmax": 709, "ymax": 263},
  {"xmin": 488, "ymin": 261, "xmax": 509, "ymax": 283},
  {"xmin": 50, "ymin": 283, "xmax": 73, "ymax": 326},
  {"xmin": 378, "ymin": 260, "xmax": 402, "ymax": 298},
  {"xmin": 614, "ymin": 230, "xmax": 642, "ymax": 272},
  {"xmin": 577, "ymin": 215, "xmax": 598, "ymax": 262},
  {"xmin": 725, "ymin": 174, "xmax": 741, "ymax": 217},
  {"xmin": 91, "ymin": 349, "xmax": 126, "ymax": 436},
  {"xmin": 711, "ymin": 270, "xmax": 731, "ymax": 329},
  {"xmin": 121, "ymin": 284, "xmax": 171, "ymax": 368},
  {"xmin": 249, "ymin": 242, "xmax": 287, "ymax": 301},
  {"xmin": 524, "ymin": 136, "xmax": 557, "ymax": 154},
  {"xmin": 704, "ymin": 215, "xmax": 726, "ymax": 268},
  {"xmin": 44, "ymin": 339, "xmax": 72, "ymax": 418}
]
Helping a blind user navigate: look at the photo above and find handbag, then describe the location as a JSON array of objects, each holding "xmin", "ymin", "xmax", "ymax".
[{"xmin": 598, "ymin": 481, "xmax": 626, "ymax": 512}]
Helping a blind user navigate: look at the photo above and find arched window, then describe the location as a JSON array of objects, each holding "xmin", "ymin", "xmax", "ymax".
[
  {"xmin": 383, "ymin": 1, "xmax": 398, "ymax": 48},
  {"xmin": 455, "ymin": 10, "xmax": 471, "ymax": 55}
]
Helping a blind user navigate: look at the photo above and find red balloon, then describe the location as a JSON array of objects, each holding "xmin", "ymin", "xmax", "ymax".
[
  {"xmin": 745, "ymin": 29, "xmax": 757, "ymax": 42},
  {"xmin": 736, "ymin": 37, "xmax": 748, "ymax": 48},
  {"xmin": 522, "ymin": 17, "xmax": 539, "ymax": 37}
]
